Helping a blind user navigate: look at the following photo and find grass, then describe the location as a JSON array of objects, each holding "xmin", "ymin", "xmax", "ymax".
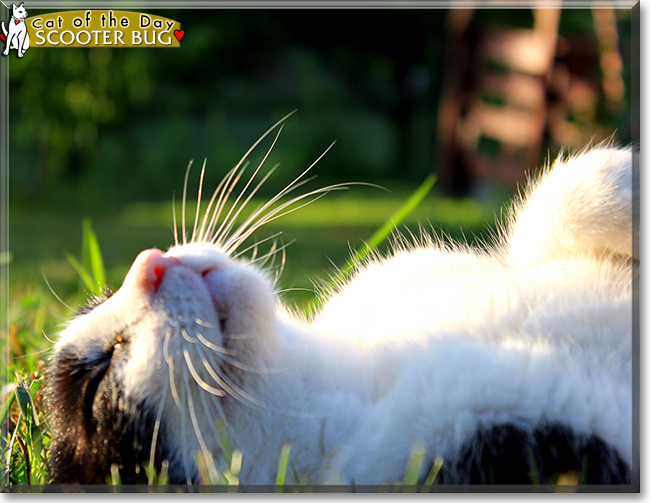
[{"xmin": 2, "ymin": 185, "xmax": 504, "ymax": 491}]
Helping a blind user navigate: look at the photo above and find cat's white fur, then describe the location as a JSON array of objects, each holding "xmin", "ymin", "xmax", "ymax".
[
  {"xmin": 52, "ymin": 145, "xmax": 635, "ymax": 485},
  {"xmin": 2, "ymin": 3, "xmax": 30, "ymax": 58}
]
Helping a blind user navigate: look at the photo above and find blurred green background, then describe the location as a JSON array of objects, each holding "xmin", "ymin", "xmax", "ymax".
[{"xmin": 5, "ymin": 8, "xmax": 634, "ymax": 366}]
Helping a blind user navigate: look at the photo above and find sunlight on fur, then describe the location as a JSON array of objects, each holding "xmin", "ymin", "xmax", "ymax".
[{"xmin": 46, "ymin": 118, "xmax": 635, "ymax": 487}]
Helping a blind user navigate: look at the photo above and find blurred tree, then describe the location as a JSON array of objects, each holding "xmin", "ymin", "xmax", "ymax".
[{"xmin": 7, "ymin": 8, "xmax": 633, "ymax": 207}]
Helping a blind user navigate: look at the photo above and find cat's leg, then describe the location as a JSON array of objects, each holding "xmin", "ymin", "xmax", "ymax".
[
  {"xmin": 505, "ymin": 147, "xmax": 636, "ymax": 267},
  {"xmin": 16, "ymin": 32, "xmax": 25, "ymax": 57}
]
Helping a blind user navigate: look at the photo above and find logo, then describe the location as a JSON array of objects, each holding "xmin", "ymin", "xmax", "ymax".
[
  {"xmin": 30, "ymin": 10, "xmax": 181, "ymax": 48},
  {"xmin": 0, "ymin": 5, "xmax": 182, "ymax": 54},
  {"xmin": 1, "ymin": 2, "xmax": 31, "ymax": 58}
]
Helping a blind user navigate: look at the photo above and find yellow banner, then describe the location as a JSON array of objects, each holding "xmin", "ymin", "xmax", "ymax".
[{"xmin": 29, "ymin": 10, "xmax": 182, "ymax": 48}]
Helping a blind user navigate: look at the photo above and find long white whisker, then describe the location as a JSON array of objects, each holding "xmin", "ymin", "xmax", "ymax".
[
  {"xmin": 172, "ymin": 191, "xmax": 179, "ymax": 246},
  {"xmin": 197, "ymin": 165, "xmax": 238, "ymax": 243},
  {"xmin": 191, "ymin": 159, "xmax": 207, "ymax": 244},
  {"xmin": 250, "ymin": 239, "xmax": 295, "ymax": 268},
  {"xmin": 211, "ymin": 125, "xmax": 284, "ymax": 244},
  {"xmin": 196, "ymin": 332, "xmax": 237, "ymax": 356},
  {"xmin": 221, "ymin": 168, "xmax": 322, "ymax": 252},
  {"xmin": 212, "ymin": 164, "xmax": 280, "ymax": 246},
  {"xmin": 231, "ymin": 232, "xmax": 284, "ymax": 260},
  {"xmin": 178, "ymin": 379, "xmax": 193, "ymax": 486},
  {"xmin": 181, "ymin": 160, "xmax": 193, "ymax": 245},
  {"xmin": 11, "ymin": 349, "xmax": 51, "ymax": 359},
  {"xmin": 181, "ymin": 326, "xmax": 199, "ymax": 344},
  {"xmin": 204, "ymin": 165, "xmax": 247, "ymax": 245},
  {"xmin": 42, "ymin": 273, "xmax": 75, "ymax": 313},
  {"xmin": 184, "ymin": 348, "xmax": 226, "ymax": 397},
  {"xmin": 256, "ymin": 239, "xmax": 278, "ymax": 269},
  {"xmin": 274, "ymin": 245, "xmax": 288, "ymax": 286},
  {"xmin": 212, "ymin": 125, "xmax": 284, "ymax": 243},
  {"xmin": 219, "ymin": 141, "xmax": 338, "ymax": 253},
  {"xmin": 202, "ymin": 110, "xmax": 296, "ymax": 243},
  {"xmin": 224, "ymin": 186, "xmax": 347, "ymax": 254},
  {"xmin": 275, "ymin": 287, "xmax": 314, "ymax": 294},
  {"xmin": 148, "ymin": 375, "xmax": 169, "ymax": 485},
  {"xmin": 196, "ymin": 379, "xmax": 230, "ymax": 459},
  {"xmin": 163, "ymin": 328, "xmax": 182, "ymax": 410},
  {"xmin": 199, "ymin": 348, "xmax": 268, "ymax": 410}
]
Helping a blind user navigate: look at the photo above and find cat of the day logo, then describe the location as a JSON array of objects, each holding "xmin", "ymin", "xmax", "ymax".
[
  {"xmin": 1, "ymin": 1, "xmax": 31, "ymax": 58},
  {"xmin": 1, "ymin": 2, "xmax": 182, "ymax": 56}
]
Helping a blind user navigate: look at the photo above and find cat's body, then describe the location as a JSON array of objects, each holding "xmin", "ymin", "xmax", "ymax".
[
  {"xmin": 46, "ymin": 139, "xmax": 636, "ymax": 487},
  {"xmin": 2, "ymin": 3, "xmax": 30, "ymax": 58}
]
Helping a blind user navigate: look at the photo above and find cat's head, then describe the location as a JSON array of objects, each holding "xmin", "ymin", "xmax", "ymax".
[
  {"xmin": 46, "ymin": 242, "xmax": 279, "ymax": 484},
  {"xmin": 46, "ymin": 116, "xmax": 335, "ymax": 484},
  {"xmin": 12, "ymin": 3, "xmax": 28, "ymax": 20}
]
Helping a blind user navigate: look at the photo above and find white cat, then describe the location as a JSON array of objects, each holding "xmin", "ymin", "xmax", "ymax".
[
  {"xmin": 46, "ymin": 125, "xmax": 636, "ymax": 488},
  {"xmin": 2, "ymin": 2, "xmax": 30, "ymax": 58}
]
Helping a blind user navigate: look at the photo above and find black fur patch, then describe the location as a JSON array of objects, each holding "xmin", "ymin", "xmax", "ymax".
[
  {"xmin": 46, "ymin": 344, "xmax": 193, "ymax": 485},
  {"xmin": 436, "ymin": 423, "xmax": 631, "ymax": 484},
  {"xmin": 76, "ymin": 288, "xmax": 114, "ymax": 317}
]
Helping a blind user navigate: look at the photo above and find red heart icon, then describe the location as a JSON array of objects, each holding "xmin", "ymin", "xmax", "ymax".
[
  {"xmin": 174, "ymin": 30, "xmax": 184, "ymax": 42},
  {"xmin": 15, "ymin": 20, "xmax": 20, "ymax": 24}
]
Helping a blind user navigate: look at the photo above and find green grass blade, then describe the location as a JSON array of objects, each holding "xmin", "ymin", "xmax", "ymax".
[
  {"xmin": 64, "ymin": 251, "xmax": 95, "ymax": 294},
  {"xmin": 110, "ymin": 463, "xmax": 122, "ymax": 489},
  {"xmin": 308, "ymin": 174, "xmax": 437, "ymax": 313},
  {"xmin": 403, "ymin": 442, "xmax": 426, "ymax": 488},
  {"xmin": 0, "ymin": 385, "xmax": 16, "ymax": 432},
  {"xmin": 275, "ymin": 443, "xmax": 291, "ymax": 491},
  {"xmin": 83, "ymin": 217, "xmax": 106, "ymax": 294},
  {"xmin": 341, "ymin": 174, "xmax": 437, "ymax": 278},
  {"xmin": 421, "ymin": 456, "xmax": 444, "ymax": 492}
]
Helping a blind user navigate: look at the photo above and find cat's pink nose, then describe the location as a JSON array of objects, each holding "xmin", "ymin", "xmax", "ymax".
[{"xmin": 121, "ymin": 249, "xmax": 181, "ymax": 293}]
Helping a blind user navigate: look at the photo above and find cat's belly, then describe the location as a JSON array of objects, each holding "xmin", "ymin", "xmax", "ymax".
[{"xmin": 312, "ymin": 247, "xmax": 630, "ymax": 348}]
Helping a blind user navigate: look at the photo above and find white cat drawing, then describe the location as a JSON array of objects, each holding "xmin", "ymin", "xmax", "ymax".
[{"xmin": 2, "ymin": 2, "xmax": 30, "ymax": 58}]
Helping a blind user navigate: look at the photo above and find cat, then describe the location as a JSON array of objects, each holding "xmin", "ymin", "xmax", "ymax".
[
  {"xmin": 2, "ymin": 2, "xmax": 30, "ymax": 58},
  {"xmin": 45, "ymin": 121, "xmax": 637, "ymax": 488}
]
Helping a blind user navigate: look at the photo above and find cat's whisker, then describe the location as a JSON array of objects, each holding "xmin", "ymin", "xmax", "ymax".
[
  {"xmin": 42, "ymin": 273, "xmax": 76, "ymax": 313},
  {"xmin": 11, "ymin": 348, "xmax": 51, "ymax": 360},
  {"xmin": 273, "ymin": 244, "xmax": 288, "ymax": 286},
  {"xmin": 148, "ymin": 375, "xmax": 170, "ymax": 485},
  {"xmin": 205, "ymin": 165, "xmax": 247, "ymax": 245},
  {"xmin": 184, "ymin": 348, "xmax": 226, "ymax": 397},
  {"xmin": 275, "ymin": 287, "xmax": 314, "ymax": 294},
  {"xmin": 194, "ymin": 318, "xmax": 218, "ymax": 329},
  {"xmin": 202, "ymin": 110, "xmax": 297, "ymax": 243},
  {"xmin": 219, "ymin": 141, "xmax": 338, "ymax": 253},
  {"xmin": 212, "ymin": 164, "xmax": 280, "ymax": 246},
  {"xmin": 163, "ymin": 328, "xmax": 183, "ymax": 410},
  {"xmin": 224, "ymin": 186, "xmax": 345, "ymax": 255},
  {"xmin": 191, "ymin": 160, "xmax": 208, "ymax": 244},
  {"xmin": 196, "ymin": 378, "xmax": 237, "ymax": 469},
  {"xmin": 181, "ymin": 160, "xmax": 194, "ymax": 245},
  {"xmin": 172, "ymin": 191, "xmax": 179, "ymax": 246},
  {"xmin": 250, "ymin": 239, "xmax": 295, "ymax": 269},
  {"xmin": 221, "ymin": 165, "xmax": 324, "ymax": 252},
  {"xmin": 181, "ymin": 327, "xmax": 199, "ymax": 344},
  {"xmin": 198, "ymin": 165, "xmax": 239, "ymax": 243},
  {"xmin": 196, "ymin": 331, "xmax": 237, "ymax": 356},
  {"xmin": 255, "ymin": 239, "xmax": 277, "ymax": 269},
  {"xmin": 42, "ymin": 330, "xmax": 57, "ymax": 344},
  {"xmin": 199, "ymin": 350, "xmax": 269, "ymax": 411},
  {"xmin": 210, "ymin": 125, "xmax": 284, "ymax": 245},
  {"xmin": 230, "ymin": 232, "xmax": 283, "ymax": 261},
  {"xmin": 178, "ymin": 390, "xmax": 194, "ymax": 486},
  {"xmin": 182, "ymin": 364, "xmax": 220, "ymax": 484}
]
